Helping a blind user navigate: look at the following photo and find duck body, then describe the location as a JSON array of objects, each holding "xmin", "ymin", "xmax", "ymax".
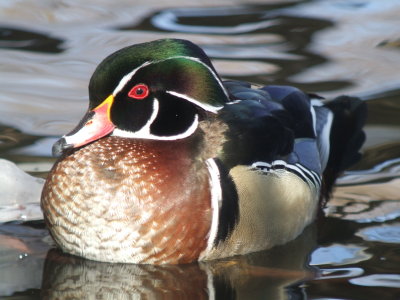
[{"xmin": 41, "ymin": 39, "xmax": 366, "ymax": 264}]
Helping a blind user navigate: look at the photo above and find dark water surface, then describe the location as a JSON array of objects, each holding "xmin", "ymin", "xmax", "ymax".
[{"xmin": 1, "ymin": 0, "xmax": 400, "ymax": 299}]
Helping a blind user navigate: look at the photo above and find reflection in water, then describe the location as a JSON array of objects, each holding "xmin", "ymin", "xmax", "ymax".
[
  {"xmin": 41, "ymin": 225, "xmax": 317, "ymax": 299},
  {"xmin": 0, "ymin": 27, "xmax": 64, "ymax": 53},
  {"xmin": 123, "ymin": 4, "xmax": 299, "ymax": 33},
  {"xmin": 356, "ymin": 223, "xmax": 400, "ymax": 244},
  {"xmin": 0, "ymin": 223, "xmax": 48, "ymax": 296},
  {"xmin": 0, "ymin": 125, "xmax": 40, "ymax": 154},
  {"xmin": 365, "ymin": 88, "xmax": 400, "ymax": 127},
  {"xmin": 316, "ymin": 267, "xmax": 364, "ymax": 280},
  {"xmin": 327, "ymin": 140, "xmax": 400, "ymax": 223},
  {"xmin": 310, "ymin": 244, "xmax": 372, "ymax": 266},
  {"xmin": 150, "ymin": 7, "xmax": 279, "ymax": 34},
  {"xmin": 42, "ymin": 250, "xmax": 210, "ymax": 299},
  {"xmin": 349, "ymin": 274, "xmax": 400, "ymax": 288},
  {"xmin": 121, "ymin": 4, "xmax": 341, "ymax": 89}
]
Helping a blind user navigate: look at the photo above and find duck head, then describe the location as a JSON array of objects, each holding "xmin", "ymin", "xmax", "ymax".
[{"xmin": 53, "ymin": 39, "xmax": 229, "ymax": 156}]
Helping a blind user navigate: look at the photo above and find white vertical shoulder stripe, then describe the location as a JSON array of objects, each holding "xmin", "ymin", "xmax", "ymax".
[
  {"xmin": 200, "ymin": 158, "xmax": 222, "ymax": 259},
  {"xmin": 318, "ymin": 110, "xmax": 333, "ymax": 171}
]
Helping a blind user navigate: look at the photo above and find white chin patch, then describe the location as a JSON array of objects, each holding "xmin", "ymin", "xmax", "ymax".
[{"xmin": 112, "ymin": 99, "xmax": 200, "ymax": 140}]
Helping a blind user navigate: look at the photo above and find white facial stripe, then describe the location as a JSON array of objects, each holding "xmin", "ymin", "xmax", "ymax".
[
  {"xmin": 136, "ymin": 97, "xmax": 160, "ymax": 135},
  {"xmin": 113, "ymin": 61, "xmax": 152, "ymax": 95},
  {"xmin": 114, "ymin": 98, "xmax": 158, "ymax": 138},
  {"xmin": 110, "ymin": 98, "xmax": 159, "ymax": 139},
  {"xmin": 166, "ymin": 90, "xmax": 223, "ymax": 114},
  {"xmin": 112, "ymin": 99, "xmax": 200, "ymax": 140},
  {"xmin": 112, "ymin": 55, "xmax": 229, "ymax": 102}
]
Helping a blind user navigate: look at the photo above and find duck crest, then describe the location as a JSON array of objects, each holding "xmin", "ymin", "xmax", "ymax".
[{"xmin": 42, "ymin": 136, "xmax": 213, "ymax": 264}]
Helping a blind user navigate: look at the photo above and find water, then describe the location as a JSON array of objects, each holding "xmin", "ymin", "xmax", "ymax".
[{"xmin": 1, "ymin": 0, "xmax": 400, "ymax": 299}]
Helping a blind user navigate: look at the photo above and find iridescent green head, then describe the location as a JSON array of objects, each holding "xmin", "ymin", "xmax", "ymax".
[
  {"xmin": 88, "ymin": 39, "xmax": 228, "ymax": 139},
  {"xmin": 53, "ymin": 39, "xmax": 229, "ymax": 154}
]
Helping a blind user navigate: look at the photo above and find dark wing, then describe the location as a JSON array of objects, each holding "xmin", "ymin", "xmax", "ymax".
[
  {"xmin": 219, "ymin": 80, "xmax": 366, "ymax": 198},
  {"xmin": 219, "ymin": 81, "xmax": 322, "ymax": 173}
]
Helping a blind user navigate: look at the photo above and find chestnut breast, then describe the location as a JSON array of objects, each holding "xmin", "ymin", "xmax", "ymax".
[{"xmin": 41, "ymin": 136, "xmax": 212, "ymax": 264}]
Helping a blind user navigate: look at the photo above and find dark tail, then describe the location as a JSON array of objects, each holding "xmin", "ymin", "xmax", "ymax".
[{"xmin": 321, "ymin": 96, "xmax": 367, "ymax": 204}]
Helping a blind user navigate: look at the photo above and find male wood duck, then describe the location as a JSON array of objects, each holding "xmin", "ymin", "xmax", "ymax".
[{"xmin": 41, "ymin": 38, "xmax": 366, "ymax": 264}]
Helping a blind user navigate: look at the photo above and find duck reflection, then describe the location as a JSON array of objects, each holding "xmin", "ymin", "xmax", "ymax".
[{"xmin": 41, "ymin": 225, "xmax": 317, "ymax": 299}]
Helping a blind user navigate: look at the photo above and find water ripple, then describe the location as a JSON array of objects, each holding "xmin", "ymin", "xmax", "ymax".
[
  {"xmin": 310, "ymin": 244, "xmax": 372, "ymax": 266},
  {"xmin": 316, "ymin": 267, "xmax": 364, "ymax": 280},
  {"xmin": 122, "ymin": 5, "xmax": 288, "ymax": 34},
  {"xmin": 356, "ymin": 223, "xmax": 400, "ymax": 244},
  {"xmin": 0, "ymin": 26, "xmax": 64, "ymax": 53},
  {"xmin": 349, "ymin": 274, "xmax": 400, "ymax": 288}
]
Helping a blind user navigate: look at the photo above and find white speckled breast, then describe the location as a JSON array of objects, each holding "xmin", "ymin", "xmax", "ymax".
[{"xmin": 41, "ymin": 136, "xmax": 212, "ymax": 264}]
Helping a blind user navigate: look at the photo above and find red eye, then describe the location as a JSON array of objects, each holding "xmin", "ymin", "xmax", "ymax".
[{"xmin": 128, "ymin": 84, "xmax": 149, "ymax": 100}]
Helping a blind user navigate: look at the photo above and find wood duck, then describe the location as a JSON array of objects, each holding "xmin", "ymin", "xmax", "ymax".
[{"xmin": 41, "ymin": 38, "xmax": 366, "ymax": 264}]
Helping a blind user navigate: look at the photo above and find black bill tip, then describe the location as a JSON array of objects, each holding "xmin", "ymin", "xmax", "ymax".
[{"xmin": 52, "ymin": 137, "xmax": 73, "ymax": 157}]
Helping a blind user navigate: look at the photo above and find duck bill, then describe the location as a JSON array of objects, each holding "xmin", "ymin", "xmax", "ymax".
[{"xmin": 52, "ymin": 95, "xmax": 116, "ymax": 157}]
